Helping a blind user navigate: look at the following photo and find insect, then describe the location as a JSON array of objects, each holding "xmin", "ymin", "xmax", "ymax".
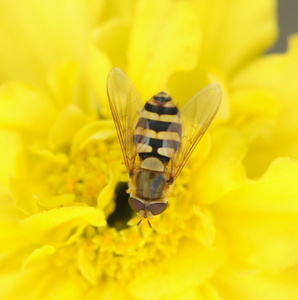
[{"xmin": 107, "ymin": 67, "xmax": 221, "ymax": 227}]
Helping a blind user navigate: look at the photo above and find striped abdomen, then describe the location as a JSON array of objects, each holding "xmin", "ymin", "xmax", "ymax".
[{"xmin": 134, "ymin": 91, "xmax": 182, "ymax": 164}]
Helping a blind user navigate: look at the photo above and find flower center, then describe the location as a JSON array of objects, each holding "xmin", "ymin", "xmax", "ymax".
[
  {"xmin": 106, "ymin": 182, "xmax": 133, "ymax": 230},
  {"xmin": 43, "ymin": 140, "xmax": 209, "ymax": 285},
  {"xmin": 47, "ymin": 141, "xmax": 110, "ymax": 207}
]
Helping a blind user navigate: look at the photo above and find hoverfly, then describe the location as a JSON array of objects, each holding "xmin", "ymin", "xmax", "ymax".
[{"xmin": 107, "ymin": 68, "xmax": 221, "ymax": 227}]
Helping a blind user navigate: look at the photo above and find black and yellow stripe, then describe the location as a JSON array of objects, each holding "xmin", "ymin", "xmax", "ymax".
[{"xmin": 134, "ymin": 92, "xmax": 182, "ymax": 164}]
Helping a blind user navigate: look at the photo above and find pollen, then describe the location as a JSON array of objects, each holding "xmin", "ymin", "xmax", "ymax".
[{"xmin": 47, "ymin": 141, "xmax": 109, "ymax": 207}]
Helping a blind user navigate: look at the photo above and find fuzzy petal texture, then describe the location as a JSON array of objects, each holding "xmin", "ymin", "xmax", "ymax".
[{"xmin": 127, "ymin": 0, "xmax": 201, "ymax": 97}]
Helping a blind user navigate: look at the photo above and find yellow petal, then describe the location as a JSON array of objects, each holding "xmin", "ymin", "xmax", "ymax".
[
  {"xmin": 129, "ymin": 236, "xmax": 227, "ymax": 300},
  {"xmin": 87, "ymin": 280, "xmax": 132, "ymax": 300},
  {"xmin": 232, "ymin": 35, "xmax": 298, "ymax": 175},
  {"xmin": 23, "ymin": 245, "xmax": 56, "ymax": 270},
  {"xmin": 78, "ymin": 246, "xmax": 97, "ymax": 285},
  {"xmin": 10, "ymin": 177, "xmax": 41, "ymax": 215},
  {"xmin": 0, "ymin": 82, "xmax": 57, "ymax": 134},
  {"xmin": 217, "ymin": 210, "xmax": 298, "ymax": 272},
  {"xmin": 168, "ymin": 67, "xmax": 231, "ymax": 123},
  {"xmin": 93, "ymin": 19, "xmax": 128, "ymax": 70},
  {"xmin": 102, "ymin": 0, "xmax": 136, "ymax": 21},
  {"xmin": 231, "ymin": 89, "xmax": 279, "ymax": 121},
  {"xmin": 0, "ymin": 130, "xmax": 27, "ymax": 187},
  {"xmin": 48, "ymin": 104, "xmax": 87, "ymax": 150},
  {"xmin": 198, "ymin": 282, "xmax": 223, "ymax": 300},
  {"xmin": 171, "ymin": 287, "xmax": 201, "ymax": 300},
  {"xmin": 87, "ymin": 46, "xmax": 112, "ymax": 114},
  {"xmin": 215, "ymin": 266, "xmax": 298, "ymax": 300},
  {"xmin": 193, "ymin": 206, "xmax": 216, "ymax": 248},
  {"xmin": 127, "ymin": 0, "xmax": 201, "ymax": 98},
  {"xmin": 196, "ymin": 0, "xmax": 277, "ymax": 75},
  {"xmin": 232, "ymin": 34, "xmax": 298, "ymax": 109},
  {"xmin": 0, "ymin": 272, "xmax": 23, "ymax": 300},
  {"xmin": 0, "ymin": 0, "xmax": 103, "ymax": 88},
  {"xmin": 21, "ymin": 206, "xmax": 106, "ymax": 244},
  {"xmin": 230, "ymin": 88, "xmax": 280, "ymax": 178},
  {"xmin": 9, "ymin": 150, "xmax": 70, "ymax": 214},
  {"xmin": 97, "ymin": 162, "xmax": 123, "ymax": 211},
  {"xmin": 38, "ymin": 194, "xmax": 75, "ymax": 208},
  {"xmin": 70, "ymin": 120, "xmax": 116, "ymax": 157},
  {"xmin": 0, "ymin": 185, "xmax": 26, "ymax": 221},
  {"xmin": 217, "ymin": 158, "xmax": 298, "ymax": 213},
  {"xmin": 214, "ymin": 158, "xmax": 298, "ymax": 271},
  {"xmin": 0, "ymin": 187, "xmax": 29, "ymax": 273},
  {"xmin": 9, "ymin": 257, "xmax": 85, "ymax": 300},
  {"xmin": 193, "ymin": 128, "xmax": 247, "ymax": 205},
  {"xmin": 172, "ymin": 284, "xmax": 223, "ymax": 300},
  {"xmin": 47, "ymin": 62, "xmax": 79, "ymax": 108}
]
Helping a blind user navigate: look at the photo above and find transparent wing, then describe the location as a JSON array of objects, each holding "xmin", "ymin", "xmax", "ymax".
[
  {"xmin": 169, "ymin": 83, "xmax": 222, "ymax": 181},
  {"xmin": 107, "ymin": 67, "xmax": 144, "ymax": 174}
]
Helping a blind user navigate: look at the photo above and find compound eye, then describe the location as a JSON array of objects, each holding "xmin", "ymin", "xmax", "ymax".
[
  {"xmin": 148, "ymin": 202, "xmax": 167, "ymax": 216},
  {"xmin": 129, "ymin": 197, "xmax": 145, "ymax": 213}
]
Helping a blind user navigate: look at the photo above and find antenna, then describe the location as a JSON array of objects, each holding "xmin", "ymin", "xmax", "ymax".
[{"xmin": 136, "ymin": 218, "xmax": 152, "ymax": 228}]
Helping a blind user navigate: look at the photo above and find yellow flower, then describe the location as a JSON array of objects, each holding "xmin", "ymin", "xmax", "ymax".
[{"xmin": 0, "ymin": 0, "xmax": 298, "ymax": 299}]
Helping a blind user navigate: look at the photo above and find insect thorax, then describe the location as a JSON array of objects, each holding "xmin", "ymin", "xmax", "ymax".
[{"xmin": 135, "ymin": 168, "xmax": 166, "ymax": 200}]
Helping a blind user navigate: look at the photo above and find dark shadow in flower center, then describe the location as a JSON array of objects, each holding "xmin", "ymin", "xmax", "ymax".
[{"xmin": 107, "ymin": 182, "xmax": 133, "ymax": 230}]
